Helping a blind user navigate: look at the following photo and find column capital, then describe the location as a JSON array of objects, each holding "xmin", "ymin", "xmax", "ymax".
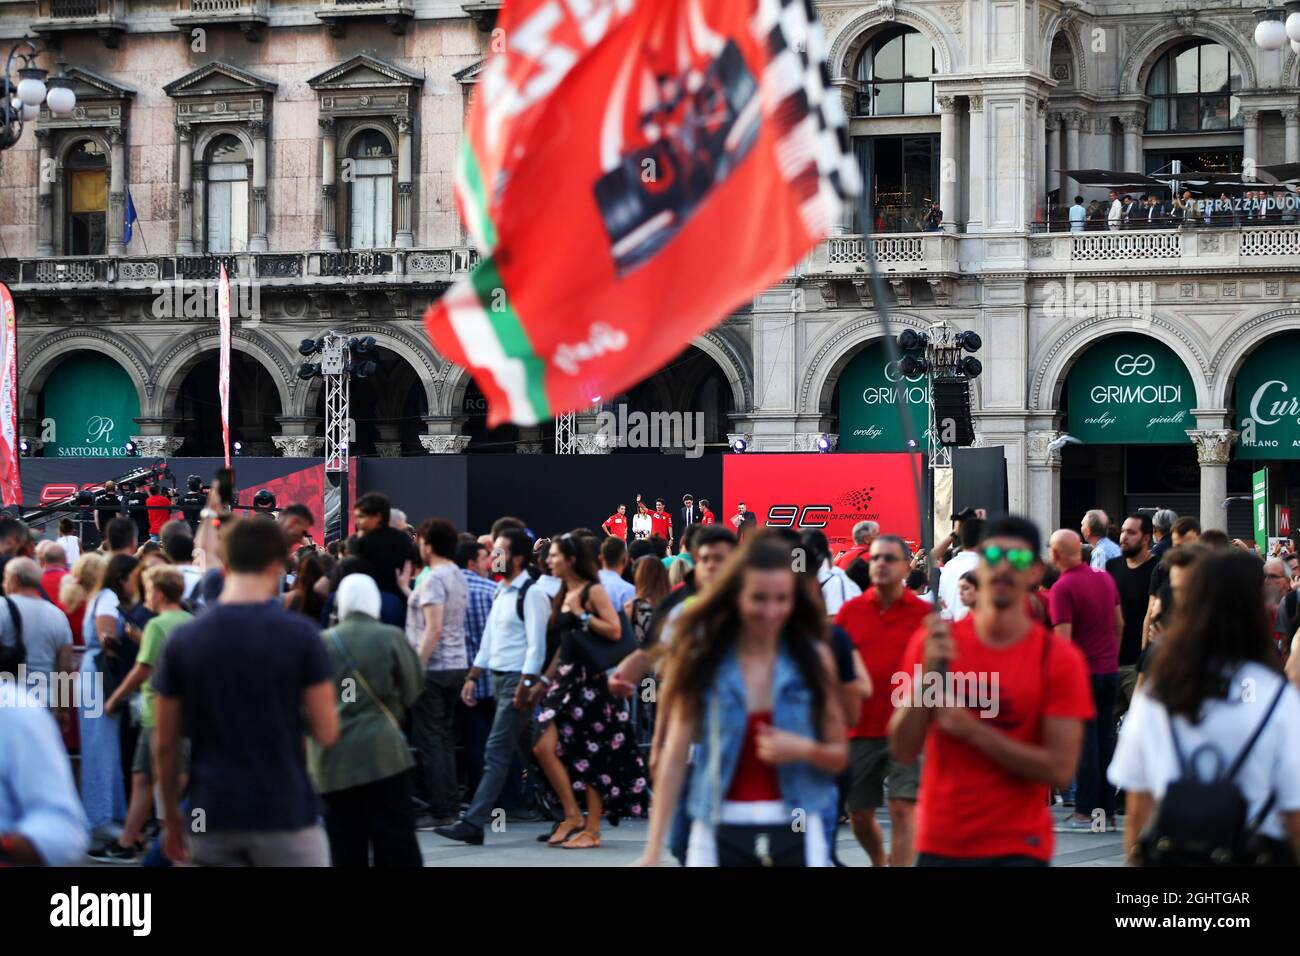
[
  {"xmin": 105, "ymin": 127, "xmax": 125, "ymax": 145},
  {"xmin": 968, "ymin": 94, "xmax": 983, "ymax": 112},
  {"xmin": 1283, "ymin": 106, "xmax": 1300, "ymax": 123},
  {"xmin": 419, "ymin": 435, "xmax": 472, "ymax": 455},
  {"xmin": 176, "ymin": 122, "xmax": 193, "ymax": 141},
  {"xmin": 318, "ymin": 116, "xmax": 336, "ymax": 132},
  {"xmin": 1186, "ymin": 429, "xmax": 1238, "ymax": 465},
  {"xmin": 1063, "ymin": 110, "xmax": 1085, "ymax": 130},
  {"xmin": 394, "ymin": 114, "xmax": 412, "ymax": 134},
  {"xmin": 1119, "ymin": 112, "xmax": 1145, "ymax": 132},
  {"xmin": 1026, "ymin": 429, "xmax": 1065, "ymax": 466},
  {"xmin": 936, "ymin": 94, "xmax": 958, "ymax": 114},
  {"xmin": 130, "ymin": 435, "xmax": 185, "ymax": 457},
  {"xmin": 33, "ymin": 127, "xmax": 51, "ymax": 142},
  {"xmin": 573, "ymin": 433, "xmax": 616, "ymax": 454},
  {"xmin": 515, "ymin": 441, "xmax": 544, "ymax": 455},
  {"xmin": 1093, "ymin": 116, "xmax": 1112, "ymax": 134},
  {"xmin": 1241, "ymin": 108, "xmax": 1260, "ymax": 128},
  {"xmin": 273, "ymin": 435, "xmax": 325, "ymax": 458},
  {"xmin": 248, "ymin": 119, "xmax": 268, "ymax": 138}
]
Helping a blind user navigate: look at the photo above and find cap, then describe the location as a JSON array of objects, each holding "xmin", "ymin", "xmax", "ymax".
[{"xmin": 951, "ymin": 507, "xmax": 978, "ymax": 522}]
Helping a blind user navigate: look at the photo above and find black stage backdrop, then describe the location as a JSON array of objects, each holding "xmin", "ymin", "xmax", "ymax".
[
  {"xmin": 354, "ymin": 456, "xmax": 469, "ymax": 531},
  {"xmin": 952, "ymin": 446, "xmax": 1009, "ymax": 515},
  {"xmin": 464, "ymin": 455, "xmax": 722, "ymax": 538}
]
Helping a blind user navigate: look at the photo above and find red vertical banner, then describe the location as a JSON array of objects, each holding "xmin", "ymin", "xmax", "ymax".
[
  {"xmin": 0, "ymin": 284, "xmax": 20, "ymax": 506},
  {"xmin": 217, "ymin": 265, "xmax": 232, "ymax": 468}
]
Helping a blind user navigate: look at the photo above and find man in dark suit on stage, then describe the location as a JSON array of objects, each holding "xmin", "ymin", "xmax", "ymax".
[{"xmin": 681, "ymin": 494, "xmax": 696, "ymax": 532}]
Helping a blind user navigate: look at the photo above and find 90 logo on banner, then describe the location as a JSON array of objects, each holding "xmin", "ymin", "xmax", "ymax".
[{"xmin": 765, "ymin": 505, "xmax": 832, "ymax": 529}]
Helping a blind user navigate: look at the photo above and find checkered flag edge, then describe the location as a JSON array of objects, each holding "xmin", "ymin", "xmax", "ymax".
[{"xmin": 753, "ymin": 0, "xmax": 862, "ymax": 234}]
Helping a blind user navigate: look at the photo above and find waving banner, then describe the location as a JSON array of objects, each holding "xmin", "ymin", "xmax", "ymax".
[
  {"xmin": 425, "ymin": 0, "xmax": 858, "ymax": 426},
  {"xmin": 0, "ymin": 283, "xmax": 18, "ymax": 506}
]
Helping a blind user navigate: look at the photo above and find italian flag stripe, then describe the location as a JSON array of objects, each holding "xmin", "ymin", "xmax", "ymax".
[
  {"xmin": 444, "ymin": 257, "xmax": 549, "ymax": 426},
  {"xmin": 456, "ymin": 139, "xmax": 497, "ymax": 255}
]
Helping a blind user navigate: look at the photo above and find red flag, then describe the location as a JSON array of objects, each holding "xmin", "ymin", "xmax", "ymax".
[
  {"xmin": 218, "ymin": 265, "xmax": 232, "ymax": 467},
  {"xmin": 0, "ymin": 283, "xmax": 19, "ymax": 506},
  {"xmin": 425, "ymin": 0, "xmax": 858, "ymax": 426}
]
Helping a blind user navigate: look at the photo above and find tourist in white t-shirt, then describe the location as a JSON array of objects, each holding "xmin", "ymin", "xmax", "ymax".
[
  {"xmin": 1109, "ymin": 549, "xmax": 1300, "ymax": 864},
  {"xmin": 56, "ymin": 518, "xmax": 81, "ymax": 565}
]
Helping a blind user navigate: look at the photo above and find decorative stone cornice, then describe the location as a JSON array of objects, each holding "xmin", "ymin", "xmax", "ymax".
[
  {"xmin": 1186, "ymin": 429, "xmax": 1237, "ymax": 466},
  {"xmin": 130, "ymin": 435, "xmax": 185, "ymax": 458}
]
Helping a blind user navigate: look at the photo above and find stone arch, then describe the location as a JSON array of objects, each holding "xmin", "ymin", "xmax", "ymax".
[
  {"xmin": 1045, "ymin": 22, "xmax": 1088, "ymax": 92},
  {"xmin": 1208, "ymin": 307, "xmax": 1300, "ymax": 409},
  {"xmin": 691, "ymin": 331, "xmax": 752, "ymax": 412},
  {"xmin": 294, "ymin": 324, "xmax": 440, "ymax": 418},
  {"xmin": 800, "ymin": 312, "xmax": 934, "ymax": 415},
  {"xmin": 827, "ymin": 7, "xmax": 956, "ymax": 81},
  {"xmin": 19, "ymin": 329, "xmax": 152, "ymax": 422},
  {"xmin": 1030, "ymin": 314, "xmax": 1212, "ymax": 413},
  {"xmin": 153, "ymin": 328, "xmax": 293, "ymax": 421},
  {"xmin": 192, "ymin": 124, "xmax": 255, "ymax": 165},
  {"xmin": 1121, "ymin": 25, "xmax": 1257, "ymax": 97}
]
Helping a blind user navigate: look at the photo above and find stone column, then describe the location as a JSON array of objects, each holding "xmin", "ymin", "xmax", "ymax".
[
  {"xmin": 177, "ymin": 123, "xmax": 194, "ymax": 254},
  {"xmin": 1093, "ymin": 116, "xmax": 1113, "ymax": 170},
  {"xmin": 1025, "ymin": 430, "xmax": 1064, "ymax": 541},
  {"xmin": 1241, "ymin": 109, "xmax": 1259, "ymax": 181},
  {"xmin": 1044, "ymin": 110, "xmax": 1060, "ymax": 217},
  {"xmin": 1284, "ymin": 107, "xmax": 1300, "ymax": 165},
  {"xmin": 937, "ymin": 96, "xmax": 959, "ymax": 232},
  {"xmin": 966, "ymin": 95, "xmax": 985, "ymax": 232},
  {"xmin": 319, "ymin": 118, "xmax": 338, "ymax": 250},
  {"xmin": 106, "ymin": 127, "xmax": 126, "ymax": 257},
  {"xmin": 1120, "ymin": 112, "xmax": 1144, "ymax": 173},
  {"xmin": 395, "ymin": 115, "xmax": 414, "ymax": 248},
  {"xmin": 192, "ymin": 159, "xmax": 206, "ymax": 255},
  {"xmin": 1188, "ymin": 429, "xmax": 1238, "ymax": 524},
  {"xmin": 249, "ymin": 120, "xmax": 269, "ymax": 251},
  {"xmin": 35, "ymin": 129, "xmax": 53, "ymax": 256},
  {"xmin": 1064, "ymin": 111, "xmax": 1082, "ymax": 203}
]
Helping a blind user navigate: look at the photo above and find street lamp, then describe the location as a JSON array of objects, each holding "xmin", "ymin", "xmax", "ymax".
[
  {"xmin": 1254, "ymin": 4, "xmax": 1290, "ymax": 52},
  {"xmin": 1, "ymin": 40, "xmax": 76, "ymax": 151}
]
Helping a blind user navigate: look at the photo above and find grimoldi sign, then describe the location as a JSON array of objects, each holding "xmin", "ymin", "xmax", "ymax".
[
  {"xmin": 1068, "ymin": 335, "xmax": 1195, "ymax": 444},
  {"xmin": 838, "ymin": 342, "xmax": 930, "ymax": 452},
  {"xmin": 1235, "ymin": 331, "xmax": 1300, "ymax": 460}
]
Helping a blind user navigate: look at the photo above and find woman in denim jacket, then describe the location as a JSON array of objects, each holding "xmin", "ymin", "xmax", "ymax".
[{"xmin": 634, "ymin": 532, "xmax": 848, "ymax": 866}]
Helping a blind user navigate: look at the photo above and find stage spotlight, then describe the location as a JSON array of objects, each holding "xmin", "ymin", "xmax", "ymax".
[
  {"xmin": 731, "ymin": 437, "xmax": 748, "ymax": 453},
  {"xmin": 957, "ymin": 331, "xmax": 982, "ymax": 353},
  {"xmin": 298, "ymin": 337, "xmax": 320, "ymax": 357},
  {"xmin": 354, "ymin": 359, "xmax": 378, "ymax": 379},
  {"xmin": 18, "ymin": 440, "xmax": 27, "ymax": 456},
  {"xmin": 960, "ymin": 356, "xmax": 983, "ymax": 378},
  {"xmin": 234, "ymin": 441, "xmax": 243, "ymax": 455},
  {"xmin": 901, "ymin": 355, "xmax": 929, "ymax": 377},
  {"xmin": 898, "ymin": 329, "xmax": 929, "ymax": 352},
  {"xmin": 124, "ymin": 441, "xmax": 138, "ymax": 456},
  {"xmin": 298, "ymin": 363, "xmax": 321, "ymax": 381},
  {"xmin": 816, "ymin": 435, "xmax": 831, "ymax": 452}
]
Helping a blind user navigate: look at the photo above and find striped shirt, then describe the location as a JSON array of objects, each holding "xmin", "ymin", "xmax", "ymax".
[{"xmin": 461, "ymin": 568, "xmax": 497, "ymax": 700}]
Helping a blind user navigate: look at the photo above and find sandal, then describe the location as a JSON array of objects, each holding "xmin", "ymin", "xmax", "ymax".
[
  {"xmin": 548, "ymin": 818, "xmax": 587, "ymax": 846},
  {"xmin": 561, "ymin": 830, "xmax": 601, "ymax": 849}
]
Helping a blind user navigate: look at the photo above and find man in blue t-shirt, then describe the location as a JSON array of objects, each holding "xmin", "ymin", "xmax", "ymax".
[{"xmin": 153, "ymin": 516, "xmax": 339, "ymax": 866}]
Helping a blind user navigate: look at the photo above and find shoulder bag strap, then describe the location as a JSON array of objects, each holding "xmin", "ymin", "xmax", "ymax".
[
  {"xmin": 327, "ymin": 628, "xmax": 403, "ymax": 736},
  {"xmin": 707, "ymin": 689, "xmax": 722, "ymax": 827},
  {"xmin": 3, "ymin": 595, "xmax": 23, "ymax": 656},
  {"xmin": 1224, "ymin": 680, "xmax": 1289, "ymax": 783}
]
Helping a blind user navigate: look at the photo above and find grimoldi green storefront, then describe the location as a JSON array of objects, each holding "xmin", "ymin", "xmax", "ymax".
[
  {"xmin": 1059, "ymin": 333, "xmax": 1239, "ymax": 529},
  {"xmin": 837, "ymin": 342, "xmax": 929, "ymax": 452},
  {"xmin": 39, "ymin": 354, "xmax": 140, "ymax": 458}
]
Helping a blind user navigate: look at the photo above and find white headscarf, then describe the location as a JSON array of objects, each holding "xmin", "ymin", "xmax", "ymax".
[{"xmin": 337, "ymin": 572, "xmax": 381, "ymax": 621}]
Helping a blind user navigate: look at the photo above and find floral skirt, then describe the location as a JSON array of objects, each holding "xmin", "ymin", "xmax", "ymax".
[{"xmin": 536, "ymin": 660, "xmax": 648, "ymax": 820}]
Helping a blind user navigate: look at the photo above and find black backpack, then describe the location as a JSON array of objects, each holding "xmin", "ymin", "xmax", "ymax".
[
  {"xmin": 0, "ymin": 596, "xmax": 25, "ymax": 675},
  {"xmin": 1139, "ymin": 682, "xmax": 1292, "ymax": 866}
]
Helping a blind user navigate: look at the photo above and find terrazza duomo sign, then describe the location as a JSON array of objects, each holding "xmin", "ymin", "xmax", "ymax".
[{"xmin": 1068, "ymin": 335, "xmax": 1195, "ymax": 444}]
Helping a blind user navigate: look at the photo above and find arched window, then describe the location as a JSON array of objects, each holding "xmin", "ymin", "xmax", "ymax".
[
  {"xmin": 65, "ymin": 139, "xmax": 107, "ymax": 256},
  {"xmin": 1145, "ymin": 40, "xmax": 1241, "ymax": 132},
  {"xmin": 854, "ymin": 26, "xmax": 936, "ymax": 116},
  {"xmin": 206, "ymin": 134, "xmax": 249, "ymax": 253},
  {"xmin": 348, "ymin": 129, "xmax": 394, "ymax": 249}
]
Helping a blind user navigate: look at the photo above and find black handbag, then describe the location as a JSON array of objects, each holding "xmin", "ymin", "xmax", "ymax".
[
  {"xmin": 0, "ymin": 595, "xmax": 25, "ymax": 674},
  {"xmin": 566, "ymin": 584, "xmax": 639, "ymax": 671},
  {"xmin": 714, "ymin": 822, "xmax": 806, "ymax": 867}
]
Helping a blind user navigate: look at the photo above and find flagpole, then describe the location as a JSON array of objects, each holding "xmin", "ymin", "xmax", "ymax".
[{"xmin": 218, "ymin": 265, "xmax": 231, "ymax": 468}]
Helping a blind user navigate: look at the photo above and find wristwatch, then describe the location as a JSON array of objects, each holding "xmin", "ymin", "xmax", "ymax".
[{"xmin": 521, "ymin": 677, "xmax": 537, "ymax": 689}]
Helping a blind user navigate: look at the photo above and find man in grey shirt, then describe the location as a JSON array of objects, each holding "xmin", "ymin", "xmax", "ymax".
[{"xmin": 1, "ymin": 558, "xmax": 73, "ymax": 681}]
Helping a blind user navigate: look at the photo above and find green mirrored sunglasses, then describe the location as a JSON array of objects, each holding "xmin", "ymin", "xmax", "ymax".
[{"xmin": 978, "ymin": 545, "xmax": 1035, "ymax": 571}]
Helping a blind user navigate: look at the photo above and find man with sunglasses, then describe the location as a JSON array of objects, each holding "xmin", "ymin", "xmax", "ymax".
[
  {"xmin": 890, "ymin": 516, "xmax": 1093, "ymax": 867},
  {"xmin": 1048, "ymin": 530, "xmax": 1122, "ymax": 833},
  {"xmin": 835, "ymin": 534, "xmax": 931, "ymax": 866}
]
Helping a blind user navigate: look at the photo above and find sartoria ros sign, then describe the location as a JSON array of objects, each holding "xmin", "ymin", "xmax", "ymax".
[
  {"xmin": 1067, "ymin": 335, "xmax": 1195, "ymax": 444},
  {"xmin": 1235, "ymin": 331, "xmax": 1300, "ymax": 460},
  {"xmin": 838, "ymin": 343, "xmax": 930, "ymax": 452},
  {"xmin": 41, "ymin": 355, "xmax": 141, "ymax": 458}
]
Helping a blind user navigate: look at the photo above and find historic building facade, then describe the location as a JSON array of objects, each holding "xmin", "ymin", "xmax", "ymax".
[{"xmin": 1, "ymin": 0, "xmax": 1298, "ymax": 533}]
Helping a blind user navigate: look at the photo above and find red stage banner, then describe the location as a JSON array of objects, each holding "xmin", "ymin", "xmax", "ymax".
[{"xmin": 722, "ymin": 453, "xmax": 923, "ymax": 554}]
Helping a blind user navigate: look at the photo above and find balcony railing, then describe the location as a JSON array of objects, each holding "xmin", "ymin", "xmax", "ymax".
[
  {"xmin": 1027, "ymin": 225, "xmax": 1300, "ymax": 269},
  {"xmin": 801, "ymin": 232, "xmax": 957, "ymax": 275},
  {"xmin": 0, "ymin": 247, "xmax": 478, "ymax": 290},
  {"xmin": 1070, "ymin": 230, "xmax": 1181, "ymax": 261},
  {"xmin": 34, "ymin": 0, "xmax": 125, "ymax": 44},
  {"xmin": 52, "ymin": 0, "xmax": 100, "ymax": 15}
]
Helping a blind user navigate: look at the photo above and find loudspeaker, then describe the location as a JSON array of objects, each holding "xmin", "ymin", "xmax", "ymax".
[{"xmin": 932, "ymin": 379, "xmax": 976, "ymax": 446}]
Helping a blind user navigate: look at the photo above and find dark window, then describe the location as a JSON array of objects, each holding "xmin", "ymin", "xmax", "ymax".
[
  {"xmin": 854, "ymin": 27, "xmax": 936, "ymax": 117},
  {"xmin": 1146, "ymin": 41, "xmax": 1241, "ymax": 132},
  {"xmin": 853, "ymin": 134, "xmax": 940, "ymax": 233},
  {"xmin": 65, "ymin": 139, "xmax": 107, "ymax": 256}
]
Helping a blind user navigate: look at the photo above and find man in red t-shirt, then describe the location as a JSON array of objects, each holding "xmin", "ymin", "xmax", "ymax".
[
  {"xmin": 649, "ymin": 498, "xmax": 673, "ymax": 549},
  {"xmin": 834, "ymin": 533, "xmax": 931, "ymax": 866},
  {"xmin": 145, "ymin": 483, "xmax": 172, "ymax": 540},
  {"xmin": 1047, "ymin": 529, "xmax": 1121, "ymax": 830},
  {"xmin": 835, "ymin": 520, "xmax": 879, "ymax": 571},
  {"xmin": 890, "ymin": 515, "xmax": 1093, "ymax": 866},
  {"xmin": 601, "ymin": 503, "xmax": 628, "ymax": 541}
]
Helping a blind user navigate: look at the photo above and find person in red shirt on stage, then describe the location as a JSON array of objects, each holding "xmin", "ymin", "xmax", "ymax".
[
  {"xmin": 890, "ymin": 515, "xmax": 1093, "ymax": 867},
  {"xmin": 835, "ymin": 533, "xmax": 931, "ymax": 867},
  {"xmin": 601, "ymin": 504, "xmax": 629, "ymax": 541},
  {"xmin": 835, "ymin": 521, "xmax": 879, "ymax": 571},
  {"xmin": 697, "ymin": 499, "xmax": 715, "ymax": 525},
  {"xmin": 650, "ymin": 498, "xmax": 673, "ymax": 550},
  {"xmin": 145, "ymin": 484, "xmax": 172, "ymax": 541}
]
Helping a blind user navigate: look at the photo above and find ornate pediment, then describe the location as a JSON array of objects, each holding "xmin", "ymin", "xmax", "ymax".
[
  {"xmin": 454, "ymin": 60, "xmax": 485, "ymax": 86},
  {"xmin": 63, "ymin": 67, "xmax": 136, "ymax": 102},
  {"xmin": 308, "ymin": 55, "xmax": 424, "ymax": 91},
  {"xmin": 164, "ymin": 61, "xmax": 278, "ymax": 98},
  {"xmin": 37, "ymin": 67, "xmax": 134, "ymax": 130}
]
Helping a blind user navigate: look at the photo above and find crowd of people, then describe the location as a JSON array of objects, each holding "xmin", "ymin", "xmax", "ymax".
[
  {"xmin": 1, "ymin": 485, "xmax": 1298, "ymax": 869},
  {"xmin": 1061, "ymin": 189, "xmax": 1300, "ymax": 232}
]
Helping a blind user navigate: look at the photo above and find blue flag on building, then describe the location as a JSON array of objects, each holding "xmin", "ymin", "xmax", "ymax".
[{"xmin": 124, "ymin": 190, "xmax": 138, "ymax": 246}]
